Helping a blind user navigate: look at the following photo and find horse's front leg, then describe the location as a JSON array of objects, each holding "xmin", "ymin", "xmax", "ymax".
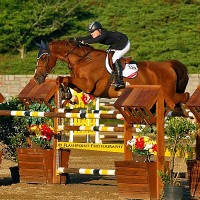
[
  {"xmin": 56, "ymin": 76, "xmax": 69, "ymax": 85},
  {"xmin": 57, "ymin": 75, "xmax": 95, "ymax": 94},
  {"xmin": 56, "ymin": 76, "xmax": 85, "ymax": 93},
  {"xmin": 56, "ymin": 76, "xmax": 70, "ymax": 98},
  {"xmin": 56, "ymin": 76, "xmax": 79, "ymax": 104}
]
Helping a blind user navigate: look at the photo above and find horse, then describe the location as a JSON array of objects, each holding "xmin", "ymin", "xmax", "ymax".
[{"xmin": 34, "ymin": 40, "xmax": 189, "ymax": 109}]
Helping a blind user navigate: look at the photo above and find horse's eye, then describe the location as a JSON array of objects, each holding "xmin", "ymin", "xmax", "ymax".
[{"xmin": 42, "ymin": 57, "xmax": 46, "ymax": 61}]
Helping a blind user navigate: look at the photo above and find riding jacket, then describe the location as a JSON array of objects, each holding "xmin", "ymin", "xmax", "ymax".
[{"xmin": 76, "ymin": 29, "xmax": 128, "ymax": 50}]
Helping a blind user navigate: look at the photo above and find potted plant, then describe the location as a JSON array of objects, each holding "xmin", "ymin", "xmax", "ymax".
[
  {"xmin": 16, "ymin": 106, "xmax": 71, "ymax": 184},
  {"xmin": 127, "ymin": 135, "xmax": 157, "ymax": 162},
  {"xmin": 115, "ymin": 127, "xmax": 158, "ymax": 199},
  {"xmin": 159, "ymin": 116, "xmax": 198, "ymax": 200},
  {"xmin": 0, "ymin": 97, "xmax": 70, "ymax": 184}
]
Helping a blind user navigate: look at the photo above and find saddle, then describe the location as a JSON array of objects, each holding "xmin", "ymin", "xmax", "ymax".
[{"xmin": 105, "ymin": 51, "xmax": 138, "ymax": 79}]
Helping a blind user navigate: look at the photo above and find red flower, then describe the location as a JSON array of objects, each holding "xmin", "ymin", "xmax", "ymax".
[
  {"xmin": 152, "ymin": 144, "xmax": 157, "ymax": 152},
  {"xmin": 40, "ymin": 124, "xmax": 53, "ymax": 141},
  {"xmin": 28, "ymin": 123, "xmax": 53, "ymax": 141},
  {"xmin": 81, "ymin": 93, "xmax": 95, "ymax": 105},
  {"xmin": 135, "ymin": 138, "xmax": 145, "ymax": 150}
]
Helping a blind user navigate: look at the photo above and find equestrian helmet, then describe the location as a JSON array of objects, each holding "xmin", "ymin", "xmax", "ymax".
[{"xmin": 88, "ymin": 21, "xmax": 102, "ymax": 33}]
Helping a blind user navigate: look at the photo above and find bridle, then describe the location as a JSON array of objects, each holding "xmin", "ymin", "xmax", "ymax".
[
  {"xmin": 35, "ymin": 40, "xmax": 94, "ymax": 78},
  {"xmin": 36, "ymin": 51, "xmax": 51, "ymax": 78}
]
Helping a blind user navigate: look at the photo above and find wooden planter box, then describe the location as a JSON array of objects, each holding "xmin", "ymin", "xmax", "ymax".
[
  {"xmin": 17, "ymin": 148, "xmax": 70, "ymax": 184},
  {"xmin": 187, "ymin": 159, "xmax": 200, "ymax": 197},
  {"xmin": 115, "ymin": 161, "xmax": 157, "ymax": 200}
]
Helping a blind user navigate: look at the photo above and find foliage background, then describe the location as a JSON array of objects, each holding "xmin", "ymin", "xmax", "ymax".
[{"xmin": 0, "ymin": 0, "xmax": 199, "ymax": 74}]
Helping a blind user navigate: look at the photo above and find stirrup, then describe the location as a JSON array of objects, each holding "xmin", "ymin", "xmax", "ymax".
[
  {"xmin": 114, "ymin": 82, "xmax": 125, "ymax": 88},
  {"xmin": 111, "ymin": 82, "xmax": 124, "ymax": 89},
  {"xmin": 114, "ymin": 80, "xmax": 125, "ymax": 88}
]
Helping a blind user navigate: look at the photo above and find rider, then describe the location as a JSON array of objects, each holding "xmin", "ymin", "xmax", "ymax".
[{"xmin": 76, "ymin": 21, "xmax": 130, "ymax": 89}]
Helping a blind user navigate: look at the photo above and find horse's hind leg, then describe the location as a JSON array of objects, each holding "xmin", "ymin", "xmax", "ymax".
[
  {"xmin": 175, "ymin": 92, "xmax": 190, "ymax": 104},
  {"xmin": 165, "ymin": 92, "xmax": 189, "ymax": 110}
]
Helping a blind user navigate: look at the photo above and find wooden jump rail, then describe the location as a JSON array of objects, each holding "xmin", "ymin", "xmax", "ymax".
[
  {"xmin": 57, "ymin": 167, "xmax": 115, "ymax": 176},
  {"xmin": 0, "ymin": 109, "xmax": 193, "ymax": 120},
  {"xmin": 0, "ymin": 110, "xmax": 123, "ymax": 119},
  {"xmin": 59, "ymin": 125, "xmax": 141, "ymax": 132},
  {"xmin": 99, "ymin": 134, "xmax": 123, "ymax": 139}
]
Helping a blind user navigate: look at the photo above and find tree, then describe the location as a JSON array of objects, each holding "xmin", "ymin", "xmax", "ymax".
[{"xmin": 0, "ymin": 0, "xmax": 85, "ymax": 59}]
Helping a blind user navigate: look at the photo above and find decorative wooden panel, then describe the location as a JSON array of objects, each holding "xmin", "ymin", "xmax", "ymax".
[
  {"xmin": 17, "ymin": 148, "xmax": 70, "ymax": 184},
  {"xmin": 186, "ymin": 85, "xmax": 200, "ymax": 123},
  {"xmin": 187, "ymin": 159, "xmax": 200, "ymax": 198},
  {"xmin": 115, "ymin": 161, "xmax": 157, "ymax": 200},
  {"xmin": 186, "ymin": 86, "xmax": 200, "ymax": 158},
  {"xmin": 114, "ymin": 85, "xmax": 161, "ymax": 124},
  {"xmin": 18, "ymin": 79, "xmax": 57, "ymax": 111}
]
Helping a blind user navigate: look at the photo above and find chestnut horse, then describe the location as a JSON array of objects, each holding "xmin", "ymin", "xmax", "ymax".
[{"xmin": 34, "ymin": 40, "xmax": 189, "ymax": 109}]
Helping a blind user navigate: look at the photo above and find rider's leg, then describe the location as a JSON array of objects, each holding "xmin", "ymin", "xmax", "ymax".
[
  {"xmin": 112, "ymin": 42, "xmax": 130, "ymax": 88},
  {"xmin": 113, "ymin": 59, "xmax": 125, "ymax": 88}
]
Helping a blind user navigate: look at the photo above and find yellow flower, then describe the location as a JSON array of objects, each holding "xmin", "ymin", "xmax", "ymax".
[
  {"xmin": 143, "ymin": 136, "xmax": 150, "ymax": 142},
  {"xmin": 149, "ymin": 149, "xmax": 153, "ymax": 153},
  {"xmin": 30, "ymin": 126, "xmax": 37, "ymax": 132}
]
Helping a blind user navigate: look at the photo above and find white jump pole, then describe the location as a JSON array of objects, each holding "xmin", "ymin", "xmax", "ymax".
[{"xmin": 95, "ymin": 98, "xmax": 100, "ymax": 143}]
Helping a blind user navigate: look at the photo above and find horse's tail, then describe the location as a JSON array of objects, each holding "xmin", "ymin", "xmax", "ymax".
[{"xmin": 171, "ymin": 60, "xmax": 189, "ymax": 93}]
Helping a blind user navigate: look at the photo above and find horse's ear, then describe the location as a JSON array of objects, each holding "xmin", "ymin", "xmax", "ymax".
[
  {"xmin": 34, "ymin": 41, "xmax": 41, "ymax": 48},
  {"xmin": 39, "ymin": 40, "xmax": 49, "ymax": 51},
  {"xmin": 41, "ymin": 40, "xmax": 47, "ymax": 49}
]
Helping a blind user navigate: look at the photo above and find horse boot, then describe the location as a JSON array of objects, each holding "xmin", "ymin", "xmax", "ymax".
[{"xmin": 113, "ymin": 59, "xmax": 125, "ymax": 89}]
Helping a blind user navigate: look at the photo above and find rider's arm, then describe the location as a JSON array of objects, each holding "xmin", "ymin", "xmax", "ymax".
[{"xmin": 81, "ymin": 31, "xmax": 107, "ymax": 44}]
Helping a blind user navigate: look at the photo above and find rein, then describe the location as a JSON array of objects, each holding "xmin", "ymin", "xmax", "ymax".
[{"xmin": 64, "ymin": 41, "xmax": 93, "ymax": 70}]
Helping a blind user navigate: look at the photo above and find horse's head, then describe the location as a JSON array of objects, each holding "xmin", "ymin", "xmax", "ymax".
[{"xmin": 34, "ymin": 40, "xmax": 56, "ymax": 84}]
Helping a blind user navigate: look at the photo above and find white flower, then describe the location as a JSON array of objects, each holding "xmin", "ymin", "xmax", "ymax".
[
  {"xmin": 144, "ymin": 143, "xmax": 153, "ymax": 151},
  {"xmin": 127, "ymin": 137, "xmax": 136, "ymax": 146}
]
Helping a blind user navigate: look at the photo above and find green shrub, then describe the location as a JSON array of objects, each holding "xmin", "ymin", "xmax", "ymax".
[
  {"xmin": 0, "ymin": 97, "xmax": 54, "ymax": 161},
  {"xmin": 0, "ymin": 98, "xmax": 28, "ymax": 160}
]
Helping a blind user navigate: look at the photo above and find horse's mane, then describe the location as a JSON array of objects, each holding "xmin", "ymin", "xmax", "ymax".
[{"xmin": 49, "ymin": 39, "xmax": 105, "ymax": 54}]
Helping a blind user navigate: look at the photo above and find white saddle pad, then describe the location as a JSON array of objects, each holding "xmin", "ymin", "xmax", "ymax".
[{"xmin": 105, "ymin": 54, "xmax": 138, "ymax": 78}]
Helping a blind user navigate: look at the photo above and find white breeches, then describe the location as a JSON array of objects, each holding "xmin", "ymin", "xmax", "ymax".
[{"xmin": 112, "ymin": 40, "xmax": 130, "ymax": 63}]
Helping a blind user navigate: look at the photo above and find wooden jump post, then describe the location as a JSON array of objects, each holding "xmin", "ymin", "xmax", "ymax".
[
  {"xmin": 114, "ymin": 85, "xmax": 165, "ymax": 199},
  {"xmin": 17, "ymin": 79, "xmax": 61, "ymax": 184},
  {"xmin": 186, "ymin": 85, "xmax": 200, "ymax": 159},
  {"xmin": 185, "ymin": 85, "xmax": 200, "ymax": 197}
]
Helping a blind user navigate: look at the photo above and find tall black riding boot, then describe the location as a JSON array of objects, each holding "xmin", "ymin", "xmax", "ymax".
[{"xmin": 113, "ymin": 59, "xmax": 125, "ymax": 88}]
